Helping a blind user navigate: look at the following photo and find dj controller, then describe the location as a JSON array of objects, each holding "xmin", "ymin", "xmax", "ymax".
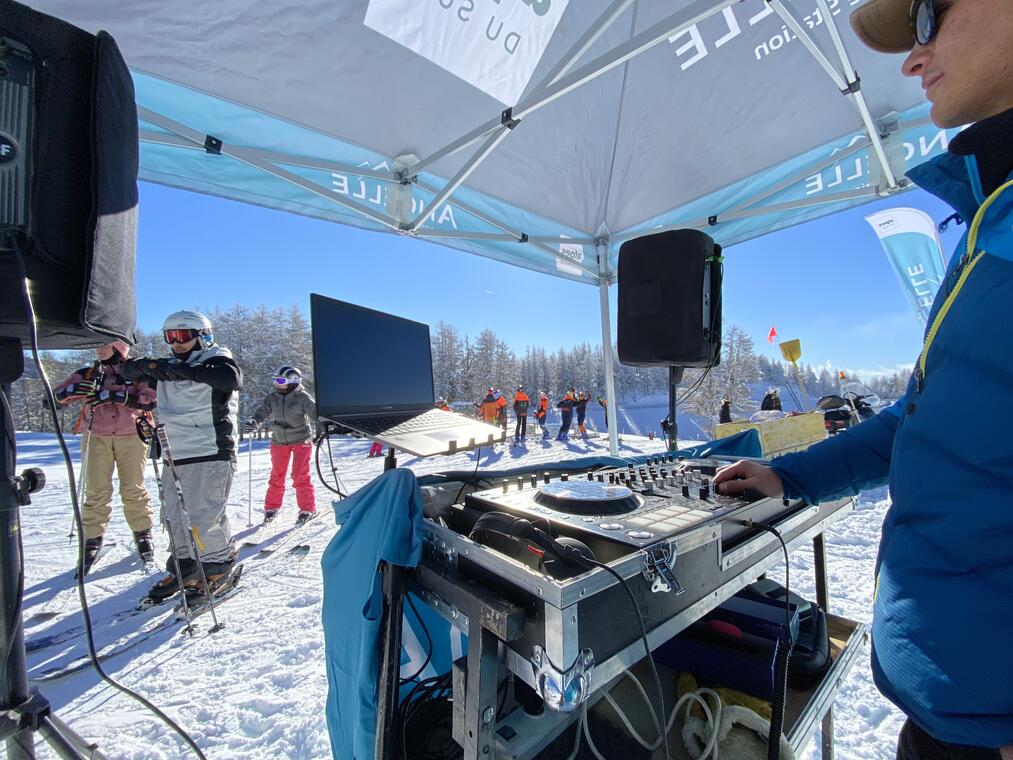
[{"xmin": 464, "ymin": 455, "xmax": 791, "ymax": 553}]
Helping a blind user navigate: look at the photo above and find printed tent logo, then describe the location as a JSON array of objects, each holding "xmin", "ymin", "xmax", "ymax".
[{"xmin": 364, "ymin": 0, "xmax": 572, "ymax": 103}]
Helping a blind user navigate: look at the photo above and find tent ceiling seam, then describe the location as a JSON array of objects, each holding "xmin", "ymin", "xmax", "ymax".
[{"xmin": 598, "ymin": 2, "xmax": 640, "ymax": 231}]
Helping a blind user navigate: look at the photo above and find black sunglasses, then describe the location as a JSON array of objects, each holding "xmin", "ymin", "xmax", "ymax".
[{"xmin": 911, "ymin": 0, "xmax": 951, "ymax": 46}]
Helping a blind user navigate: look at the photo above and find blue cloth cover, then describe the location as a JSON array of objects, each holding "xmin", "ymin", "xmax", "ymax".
[
  {"xmin": 321, "ymin": 468, "xmax": 423, "ymax": 760},
  {"xmin": 771, "ymin": 155, "xmax": 1013, "ymax": 748}
]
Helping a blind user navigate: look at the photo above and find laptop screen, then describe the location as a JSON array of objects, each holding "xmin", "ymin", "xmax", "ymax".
[{"xmin": 311, "ymin": 294, "xmax": 435, "ymax": 418}]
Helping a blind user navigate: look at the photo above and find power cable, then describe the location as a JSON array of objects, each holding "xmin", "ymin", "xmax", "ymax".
[{"xmin": 10, "ymin": 239, "xmax": 208, "ymax": 760}]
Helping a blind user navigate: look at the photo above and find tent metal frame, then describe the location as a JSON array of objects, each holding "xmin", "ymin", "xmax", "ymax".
[{"xmin": 134, "ymin": 0, "xmax": 921, "ymax": 456}]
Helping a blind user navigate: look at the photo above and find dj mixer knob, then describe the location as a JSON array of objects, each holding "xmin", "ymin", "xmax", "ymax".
[
  {"xmin": 587, "ymin": 472, "xmax": 594, "ymax": 481},
  {"xmin": 543, "ymin": 473, "xmax": 551, "ymax": 485},
  {"xmin": 597, "ymin": 474, "xmax": 604, "ymax": 483},
  {"xmin": 681, "ymin": 483, "xmax": 691, "ymax": 498},
  {"xmin": 530, "ymin": 475, "xmax": 538, "ymax": 488},
  {"xmin": 561, "ymin": 473, "xmax": 569, "ymax": 482}
]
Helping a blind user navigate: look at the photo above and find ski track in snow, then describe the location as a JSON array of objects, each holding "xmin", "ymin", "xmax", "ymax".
[{"xmin": 13, "ymin": 432, "xmax": 904, "ymax": 759}]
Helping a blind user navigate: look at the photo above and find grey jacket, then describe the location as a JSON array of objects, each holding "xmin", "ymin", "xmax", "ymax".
[{"xmin": 252, "ymin": 385, "xmax": 316, "ymax": 445}]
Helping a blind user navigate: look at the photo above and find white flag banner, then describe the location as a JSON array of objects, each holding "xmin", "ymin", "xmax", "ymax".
[{"xmin": 865, "ymin": 207, "xmax": 947, "ymax": 326}]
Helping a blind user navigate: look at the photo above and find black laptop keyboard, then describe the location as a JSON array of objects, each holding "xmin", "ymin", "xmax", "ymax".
[{"xmin": 341, "ymin": 409, "xmax": 461, "ymax": 436}]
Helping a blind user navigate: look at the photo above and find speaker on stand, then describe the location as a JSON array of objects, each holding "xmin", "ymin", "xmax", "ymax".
[{"xmin": 617, "ymin": 229, "xmax": 723, "ymax": 450}]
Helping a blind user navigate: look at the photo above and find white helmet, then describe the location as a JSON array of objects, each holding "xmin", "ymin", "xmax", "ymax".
[
  {"xmin": 273, "ymin": 365, "xmax": 302, "ymax": 386},
  {"xmin": 162, "ymin": 310, "xmax": 214, "ymax": 348}
]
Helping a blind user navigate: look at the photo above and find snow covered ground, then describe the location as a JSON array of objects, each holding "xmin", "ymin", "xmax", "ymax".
[{"xmin": 13, "ymin": 431, "xmax": 904, "ymax": 759}]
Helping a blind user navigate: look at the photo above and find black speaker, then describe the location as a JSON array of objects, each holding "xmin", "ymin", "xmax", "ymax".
[
  {"xmin": 0, "ymin": 0, "xmax": 138, "ymax": 349},
  {"xmin": 617, "ymin": 229, "xmax": 722, "ymax": 368}
]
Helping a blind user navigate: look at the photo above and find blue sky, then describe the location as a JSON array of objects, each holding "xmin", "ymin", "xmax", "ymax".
[{"xmin": 136, "ymin": 181, "xmax": 964, "ymax": 379}]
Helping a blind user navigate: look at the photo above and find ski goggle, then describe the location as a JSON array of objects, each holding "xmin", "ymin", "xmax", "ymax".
[
  {"xmin": 163, "ymin": 329, "xmax": 199, "ymax": 344},
  {"xmin": 912, "ymin": 0, "xmax": 950, "ymax": 46},
  {"xmin": 272, "ymin": 376, "xmax": 291, "ymax": 386}
]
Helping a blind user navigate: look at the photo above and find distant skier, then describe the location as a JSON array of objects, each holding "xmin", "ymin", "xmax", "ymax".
[
  {"xmin": 660, "ymin": 415, "xmax": 674, "ymax": 447},
  {"xmin": 556, "ymin": 389, "xmax": 577, "ymax": 441},
  {"xmin": 760, "ymin": 387, "xmax": 782, "ymax": 411},
  {"xmin": 719, "ymin": 397, "xmax": 733, "ymax": 424},
  {"xmin": 244, "ymin": 366, "xmax": 317, "ymax": 526},
  {"xmin": 575, "ymin": 391, "xmax": 589, "ymax": 440},
  {"xmin": 479, "ymin": 389, "xmax": 498, "ymax": 425},
  {"xmin": 435, "ymin": 397, "xmax": 451, "ymax": 412},
  {"xmin": 495, "ymin": 389, "xmax": 509, "ymax": 434},
  {"xmin": 536, "ymin": 392, "xmax": 550, "ymax": 439},
  {"xmin": 597, "ymin": 395, "xmax": 609, "ymax": 431},
  {"xmin": 54, "ymin": 340, "xmax": 156, "ymax": 575},
  {"xmin": 121, "ymin": 310, "xmax": 241, "ymax": 602},
  {"xmin": 512, "ymin": 386, "xmax": 529, "ymax": 444},
  {"xmin": 367, "ymin": 440, "xmax": 384, "ymax": 458}
]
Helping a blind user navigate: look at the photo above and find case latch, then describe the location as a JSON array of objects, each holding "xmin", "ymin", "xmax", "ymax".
[{"xmin": 642, "ymin": 543, "xmax": 684, "ymax": 595}]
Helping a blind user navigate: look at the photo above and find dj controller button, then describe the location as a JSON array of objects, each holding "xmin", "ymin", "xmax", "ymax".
[
  {"xmin": 599, "ymin": 523, "xmax": 623, "ymax": 530},
  {"xmin": 627, "ymin": 531, "xmax": 654, "ymax": 540},
  {"xmin": 628, "ymin": 517, "xmax": 653, "ymax": 527}
]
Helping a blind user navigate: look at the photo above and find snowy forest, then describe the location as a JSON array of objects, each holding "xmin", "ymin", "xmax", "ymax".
[{"xmin": 7, "ymin": 303, "xmax": 911, "ymax": 432}]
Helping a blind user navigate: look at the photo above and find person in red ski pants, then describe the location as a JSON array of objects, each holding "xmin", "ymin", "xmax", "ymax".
[{"xmin": 245, "ymin": 365, "xmax": 317, "ymax": 526}]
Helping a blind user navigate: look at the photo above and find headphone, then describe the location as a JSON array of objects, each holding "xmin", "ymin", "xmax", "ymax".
[{"xmin": 468, "ymin": 512, "xmax": 596, "ymax": 578}]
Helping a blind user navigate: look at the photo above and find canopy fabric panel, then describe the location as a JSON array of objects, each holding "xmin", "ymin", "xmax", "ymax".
[{"xmin": 28, "ymin": 0, "xmax": 946, "ymax": 281}]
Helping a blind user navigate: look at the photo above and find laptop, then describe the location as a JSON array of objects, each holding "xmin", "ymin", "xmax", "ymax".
[{"xmin": 310, "ymin": 294, "xmax": 506, "ymax": 457}]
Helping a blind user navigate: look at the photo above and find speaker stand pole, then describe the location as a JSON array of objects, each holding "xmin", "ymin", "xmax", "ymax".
[
  {"xmin": 667, "ymin": 366, "xmax": 684, "ymax": 452},
  {"xmin": 0, "ymin": 342, "xmax": 97, "ymax": 760},
  {"xmin": 375, "ymin": 448, "xmax": 404, "ymax": 760}
]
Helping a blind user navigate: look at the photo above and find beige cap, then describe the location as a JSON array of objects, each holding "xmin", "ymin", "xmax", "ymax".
[{"xmin": 850, "ymin": 0, "xmax": 916, "ymax": 53}]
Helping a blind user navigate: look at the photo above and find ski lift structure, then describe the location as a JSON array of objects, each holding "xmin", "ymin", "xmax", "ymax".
[{"xmin": 29, "ymin": 0, "xmax": 949, "ymax": 456}]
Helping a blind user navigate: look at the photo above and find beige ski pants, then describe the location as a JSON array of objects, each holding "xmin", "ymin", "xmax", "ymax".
[{"xmin": 81, "ymin": 434, "xmax": 153, "ymax": 539}]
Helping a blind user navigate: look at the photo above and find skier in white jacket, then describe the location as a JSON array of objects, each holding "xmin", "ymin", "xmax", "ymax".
[{"xmin": 121, "ymin": 310, "xmax": 242, "ymax": 601}]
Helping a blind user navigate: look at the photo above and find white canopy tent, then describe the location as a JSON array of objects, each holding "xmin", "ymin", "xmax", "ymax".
[{"xmin": 27, "ymin": 0, "xmax": 946, "ymax": 454}]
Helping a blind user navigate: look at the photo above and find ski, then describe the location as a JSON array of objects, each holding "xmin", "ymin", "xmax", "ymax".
[
  {"xmin": 253, "ymin": 513, "xmax": 318, "ymax": 557},
  {"xmin": 31, "ymin": 566, "xmax": 246, "ymax": 682}
]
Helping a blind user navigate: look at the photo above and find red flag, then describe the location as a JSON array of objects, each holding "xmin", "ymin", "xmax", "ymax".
[{"xmin": 767, "ymin": 325, "xmax": 778, "ymax": 344}]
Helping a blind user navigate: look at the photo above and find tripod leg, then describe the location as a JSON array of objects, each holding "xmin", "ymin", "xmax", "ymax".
[{"xmin": 38, "ymin": 713, "xmax": 101, "ymax": 760}]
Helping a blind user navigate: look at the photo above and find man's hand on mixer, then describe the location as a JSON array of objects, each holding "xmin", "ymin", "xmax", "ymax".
[{"xmin": 712, "ymin": 460, "xmax": 784, "ymax": 499}]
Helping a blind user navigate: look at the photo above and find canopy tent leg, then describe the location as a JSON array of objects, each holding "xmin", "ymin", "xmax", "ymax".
[{"xmin": 597, "ymin": 242, "xmax": 619, "ymax": 457}]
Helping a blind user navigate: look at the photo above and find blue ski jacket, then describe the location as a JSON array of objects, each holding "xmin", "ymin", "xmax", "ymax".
[{"xmin": 770, "ymin": 151, "xmax": 1013, "ymax": 748}]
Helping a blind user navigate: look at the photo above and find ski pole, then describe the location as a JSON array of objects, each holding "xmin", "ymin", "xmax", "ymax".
[
  {"xmin": 68, "ymin": 405, "xmax": 97, "ymax": 543},
  {"xmin": 148, "ymin": 440, "xmax": 196, "ymax": 631},
  {"xmin": 155, "ymin": 424, "xmax": 225, "ymax": 633}
]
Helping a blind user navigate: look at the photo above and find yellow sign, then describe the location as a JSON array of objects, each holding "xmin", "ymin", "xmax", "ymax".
[{"xmin": 779, "ymin": 339, "xmax": 801, "ymax": 363}]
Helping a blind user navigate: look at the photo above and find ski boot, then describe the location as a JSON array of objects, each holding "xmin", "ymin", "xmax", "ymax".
[
  {"xmin": 146, "ymin": 556, "xmax": 198, "ymax": 602},
  {"xmin": 295, "ymin": 511, "xmax": 316, "ymax": 527},
  {"xmin": 76, "ymin": 536, "xmax": 104, "ymax": 579},
  {"xmin": 183, "ymin": 559, "xmax": 236, "ymax": 604},
  {"xmin": 134, "ymin": 529, "xmax": 155, "ymax": 564},
  {"xmin": 262, "ymin": 509, "xmax": 279, "ymax": 525}
]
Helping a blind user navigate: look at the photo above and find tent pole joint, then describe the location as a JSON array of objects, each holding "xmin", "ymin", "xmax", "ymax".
[
  {"xmin": 204, "ymin": 135, "xmax": 223, "ymax": 155},
  {"xmin": 518, "ymin": 233, "xmax": 529, "ymax": 243},
  {"xmin": 707, "ymin": 215, "xmax": 718, "ymax": 226},
  {"xmin": 840, "ymin": 74, "xmax": 862, "ymax": 96},
  {"xmin": 500, "ymin": 108, "xmax": 521, "ymax": 130}
]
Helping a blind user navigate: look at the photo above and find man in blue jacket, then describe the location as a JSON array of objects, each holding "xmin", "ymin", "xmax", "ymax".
[{"xmin": 714, "ymin": 0, "xmax": 1013, "ymax": 757}]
